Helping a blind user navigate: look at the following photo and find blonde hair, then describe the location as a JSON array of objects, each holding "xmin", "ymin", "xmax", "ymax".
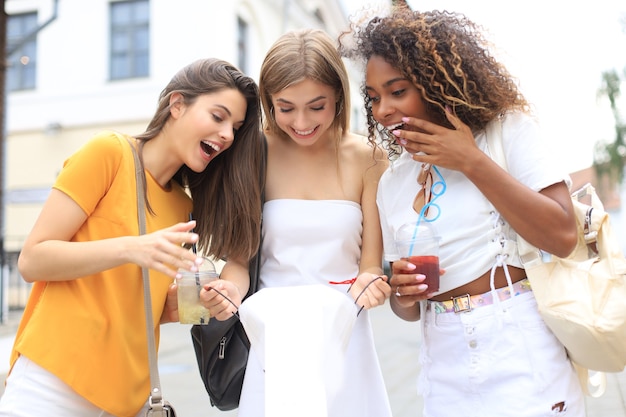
[{"xmin": 259, "ymin": 29, "xmax": 351, "ymax": 140}]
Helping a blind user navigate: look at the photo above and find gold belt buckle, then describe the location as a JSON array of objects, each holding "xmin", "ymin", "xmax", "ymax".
[{"xmin": 452, "ymin": 294, "xmax": 472, "ymax": 313}]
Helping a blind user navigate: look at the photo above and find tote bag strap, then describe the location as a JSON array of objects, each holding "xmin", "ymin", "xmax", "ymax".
[{"xmin": 484, "ymin": 116, "xmax": 543, "ymax": 267}]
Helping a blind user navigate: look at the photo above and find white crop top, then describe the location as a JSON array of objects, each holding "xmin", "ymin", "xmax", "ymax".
[{"xmin": 377, "ymin": 112, "xmax": 571, "ymax": 295}]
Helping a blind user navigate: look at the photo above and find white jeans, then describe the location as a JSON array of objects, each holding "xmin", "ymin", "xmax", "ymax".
[
  {"xmin": 419, "ymin": 291, "xmax": 586, "ymax": 417},
  {"xmin": 0, "ymin": 356, "xmax": 148, "ymax": 417}
]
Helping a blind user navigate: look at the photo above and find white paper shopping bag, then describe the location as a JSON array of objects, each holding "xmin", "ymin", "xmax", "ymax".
[{"xmin": 239, "ymin": 285, "xmax": 357, "ymax": 417}]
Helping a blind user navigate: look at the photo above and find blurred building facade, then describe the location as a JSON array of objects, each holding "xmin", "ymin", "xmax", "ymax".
[
  {"xmin": 5, "ymin": 0, "xmax": 624, "ymax": 316},
  {"xmin": 3, "ymin": 0, "xmax": 359, "ymax": 310}
]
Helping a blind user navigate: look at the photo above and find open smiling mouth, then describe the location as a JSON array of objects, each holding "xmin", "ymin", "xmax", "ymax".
[
  {"xmin": 384, "ymin": 122, "xmax": 405, "ymax": 139},
  {"xmin": 201, "ymin": 141, "xmax": 219, "ymax": 157},
  {"xmin": 293, "ymin": 126, "xmax": 317, "ymax": 136}
]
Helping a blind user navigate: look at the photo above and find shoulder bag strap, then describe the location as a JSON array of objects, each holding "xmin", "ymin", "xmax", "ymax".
[{"xmin": 128, "ymin": 138, "xmax": 166, "ymax": 410}]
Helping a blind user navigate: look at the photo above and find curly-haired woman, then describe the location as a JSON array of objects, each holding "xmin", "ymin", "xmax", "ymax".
[{"xmin": 340, "ymin": 7, "xmax": 585, "ymax": 417}]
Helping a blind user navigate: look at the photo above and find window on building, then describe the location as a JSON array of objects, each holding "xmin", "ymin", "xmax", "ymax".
[
  {"xmin": 110, "ymin": 0, "xmax": 150, "ymax": 80},
  {"xmin": 7, "ymin": 12, "xmax": 38, "ymax": 92},
  {"xmin": 237, "ymin": 17, "xmax": 248, "ymax": 74}
]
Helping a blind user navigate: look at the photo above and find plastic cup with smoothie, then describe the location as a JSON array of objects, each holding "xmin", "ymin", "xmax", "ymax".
[
  {"xmin": 395, "ymin": 222, "xmax": 441, "ymax": 292},
  {"xmin": 177, "ymin": 257, "xmax": 218, "ymax": 325}
]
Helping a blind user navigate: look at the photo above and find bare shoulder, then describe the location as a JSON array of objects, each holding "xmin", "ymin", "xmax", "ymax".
[
  {"xmin": 342, "ymin": 131, "xmax": 388, "ymax": 162},
  {"xmin": 341, "ymin": 131, "xmax": 389, "ymax": 175}
]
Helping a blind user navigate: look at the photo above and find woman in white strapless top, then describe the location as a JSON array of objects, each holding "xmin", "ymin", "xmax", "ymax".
[{"xmin": 236, "ymin": 29, "xmax": 393, "ymax": 417}]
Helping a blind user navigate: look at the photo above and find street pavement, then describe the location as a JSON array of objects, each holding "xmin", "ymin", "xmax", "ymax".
[{"xmin": 0, "ymin": 305, "xmax": 624, "ymax": 416}]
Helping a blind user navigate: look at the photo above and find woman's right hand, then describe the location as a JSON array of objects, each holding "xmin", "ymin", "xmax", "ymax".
[
  {"xmin": 130, "ymin": 220, "xmax": 204, "ymax": 279},
  {"xmin": 390, "ymin": 260, "xmax": 431, "ymax": 308},
  {"xmin": 18, "ymin": 188, "xmax": 204, "ymax": 282}
]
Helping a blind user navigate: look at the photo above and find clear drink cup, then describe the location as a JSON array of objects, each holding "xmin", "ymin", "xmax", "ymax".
[
  {"xmin": 177, "ymin": 257, "xmax": 218, "ymax": 325},
  {"xmin": 395, "ymin": 222, "xmax": 441, "ymax": 292}
]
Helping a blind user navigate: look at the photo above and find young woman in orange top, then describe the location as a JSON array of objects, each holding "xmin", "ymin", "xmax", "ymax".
[{"xmin": 0, "ymin": 58, "xmax": 264, "ymax": 417}]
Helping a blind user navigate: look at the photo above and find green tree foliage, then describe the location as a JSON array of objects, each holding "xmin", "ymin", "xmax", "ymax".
[{"xmin": 594, "ymin": 68, "xmax": 626, "ymax": 184}]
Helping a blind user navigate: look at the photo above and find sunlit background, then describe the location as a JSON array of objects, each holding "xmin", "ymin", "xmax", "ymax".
[
  {"xmin": 343, "ymin": 0, "xmax": 626, "ymax": 173},
  {"xmin": 1, "ymin": 2, "xmax": 625, "ymax": 416}
]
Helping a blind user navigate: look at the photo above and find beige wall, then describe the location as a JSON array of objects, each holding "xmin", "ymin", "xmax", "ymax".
[{"xmin": 5, "ymin": 121, "xmax": 148, "ymax": 251}]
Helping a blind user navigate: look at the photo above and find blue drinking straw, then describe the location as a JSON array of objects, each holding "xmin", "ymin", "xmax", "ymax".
[{"xmin": 408, "ymin": 165, "xmax": 446, "ymax": 254}]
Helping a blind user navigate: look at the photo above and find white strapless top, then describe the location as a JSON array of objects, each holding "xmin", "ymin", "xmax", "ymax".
[{"xmin": 260, "ymin": 199, "xmax": 362, "ymax": 289}]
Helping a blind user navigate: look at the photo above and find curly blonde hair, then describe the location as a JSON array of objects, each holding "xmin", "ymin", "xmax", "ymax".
[{"xmin": 339, "ymin": 7, "xmax": 530, "ymax": 156}]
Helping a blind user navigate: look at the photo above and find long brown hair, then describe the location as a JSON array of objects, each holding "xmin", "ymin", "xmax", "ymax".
[{"xmin": 135, "ymin": 58, "xmax": 264, "ymax": 261}]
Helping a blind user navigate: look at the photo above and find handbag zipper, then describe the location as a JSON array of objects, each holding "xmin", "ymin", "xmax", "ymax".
[{"xmin": 218, "ymin": 336, "xmax": 227, "ymax": 359}]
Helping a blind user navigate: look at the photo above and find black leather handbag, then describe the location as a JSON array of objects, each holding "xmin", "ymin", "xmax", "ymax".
[{"xmin": 190, "ymin": 249, "xmax": 260, "ymax": 411}]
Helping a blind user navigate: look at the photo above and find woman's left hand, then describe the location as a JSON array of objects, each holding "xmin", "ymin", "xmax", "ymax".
[
  {"xmin": 160, "ymin": 282, "xmax": 180, "ymax": 324},
  {"xmin": 348, "ymin": 273, "xmax": 391, "ymax": 310}
]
